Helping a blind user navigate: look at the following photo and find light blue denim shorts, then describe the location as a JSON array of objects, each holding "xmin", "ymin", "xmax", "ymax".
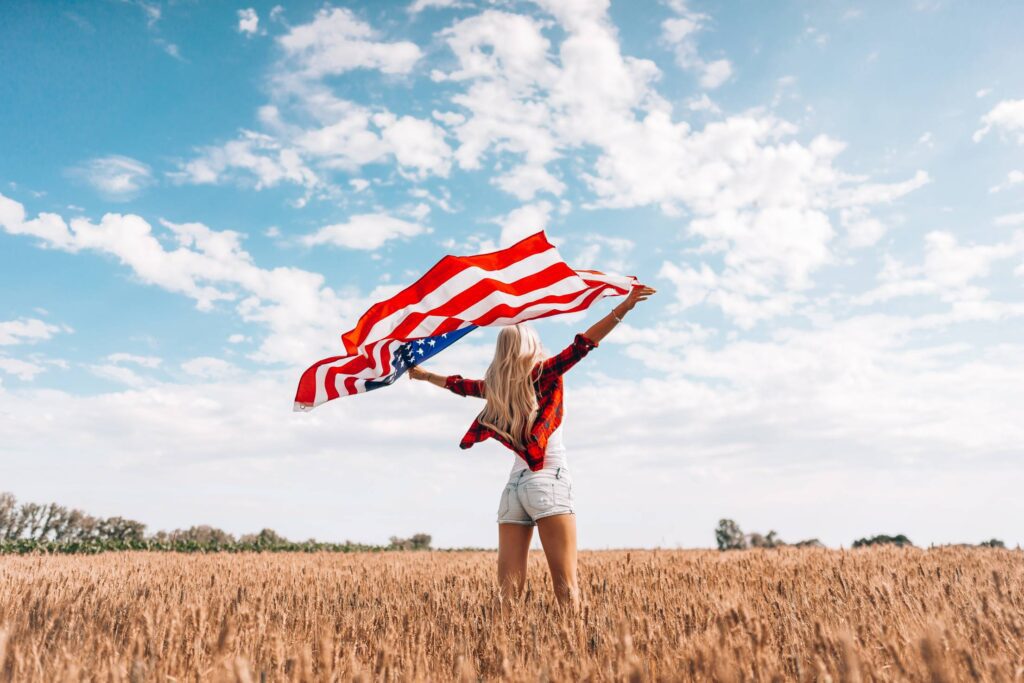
[{"xmin": 497, "ymin": 466, "xmax": 574, "ymax": 525}]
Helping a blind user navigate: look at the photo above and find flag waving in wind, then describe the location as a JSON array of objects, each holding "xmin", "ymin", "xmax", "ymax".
[{"xmin": 294, "ymin": 231, "xmax": 636, "ymax": 411}]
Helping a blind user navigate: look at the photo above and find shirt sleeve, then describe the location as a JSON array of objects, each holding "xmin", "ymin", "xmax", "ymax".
[
  {"xmin": 538, "ymin": 333, "xmax": 598, "ymax": 378},
  {"xmin": 443, "ymin": 374, "xmax": 486, "ymax": 398}
]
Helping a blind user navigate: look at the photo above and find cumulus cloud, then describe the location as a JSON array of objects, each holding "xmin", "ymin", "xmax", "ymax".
[
  {"xmin": 107, "ymin": 352, "xmax": 162, "ymax": 368},
  {"xmin": 89, "ymin": 362, "xmax": 148, "ymax": 388},
  {"xmin": 425, "ymin": 2, "xmax": 930, "ymax": 326},
  {"xmin": 172, "ymin": 8, "xmax": 450, "ymax": 195},
  {"xmin": 302, "ymin": 213, "xmax": 429, "ymax": 250},
  {"xmin": 495, "ymin": 201, "xmax": 553, "ymax": 247},
  {"xmin": 181, "ymin": 356, "xmax": 238, "ymax": 379},
  {"xmin": 408, "ymin": 0, "xmax": 467, "ymax": 14},
  {"xmin": 973, "ymin": 99, "xmax": 1024, "ymax": 144},
  {"xmin": 278, "ymin": 7, "xmax": 421, "ymax": 78},
  {"xmin": 573, "ymin": 234, "xmax": 635, "ymax": 274},
  {"xmin": 237, "ymin": 8, "xmax": 259, "ymax": 35},
  {"xmin": 0, "ymin": 191, "xmax": 369, "ymax": 365},
  {"xmin": 169, "ymin": 130, "xmax": 321, "ymax": 192},
  {"xmin": 67, "ymin": 155, "xmax": 153, "ymax": 201},
  {"xmin": 989, "ymin": 169, "xmax": 1024, "ymax": 193},
  {"xmin": 0, "ymin": 357, "xmax": 47, "ymax": 381},
  {"xmin": 660, "ymin": 0, "xmax": 733, "ymax": 89},
  {"xmin": 0, "ymin": 318, "xmax": 67, "ymax": 345},
  {"xmin": 855, "ymin": 230, "xmax": 1024, "ymax": 305}
]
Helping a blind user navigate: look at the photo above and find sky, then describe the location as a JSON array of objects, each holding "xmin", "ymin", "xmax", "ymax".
[{"xmin": 1, "ymin": 0, "xmax": 1023, "ymax": 550}]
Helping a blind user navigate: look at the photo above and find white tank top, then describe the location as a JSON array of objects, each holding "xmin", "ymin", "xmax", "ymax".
[{"xmin": 510, "ymin": 423, "xmax": 567, "ymax": 474}]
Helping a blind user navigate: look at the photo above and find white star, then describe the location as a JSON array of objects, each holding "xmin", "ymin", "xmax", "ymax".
[
  {"xmin": 428, "ymin": 339, "xmax": 436, "ymax": 346},
  {"xmin": 416, "ymin": 340, "xmax": 424, "ymax": 346},
  {"xmin": 417, "ymin": 347, "xmax": 425, "ymax": 355}
]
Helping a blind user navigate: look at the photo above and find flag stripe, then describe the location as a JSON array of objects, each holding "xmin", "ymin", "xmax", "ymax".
[
  {"xmin": 341, "ymin": 232, "xmax": 556, "ymax": 354},
  {"xmin": 347, "ymin": 242, "xmax": 568, "ymax": 354},
  {"xmin": 294, "ymin": 231, "xmax": 637, "ymax": 411}
]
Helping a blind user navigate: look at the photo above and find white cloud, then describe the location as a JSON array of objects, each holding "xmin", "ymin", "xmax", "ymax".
[
  {"xmin": 302, "ymin": 213, "xmax": 429, "ymax": 250},
  {"xmin": 0, "ymin": 357, "xmax": 46, "ymax": 381},
  {"xmin": 492, "ymin": 164, "xmax": 566, "ymax": 201},
  {"xmin": 67, "ymin": 155, "xmax": 153, "ymax": 201},
  {"xmin": 89, "ymin": 362, "xmax": 148, "ymax": 388},
  {"xmin": 989, "ymin": 169, "xmax": 1024, "ymax": 193},
  {"xmin": 237, "ymin": 8, "xmax": 260, "ymax": 35},
  {"xmin": 182, "ymin": 356, "xmax": 238, "ymax": 379},
  {"xmin": 973, "ymin": 99, "xmax": 1024, "ymax": 144},
  {"xmin": 0, "ymin": 191, "xmax": 368, "ymax": 366},
  {"xmin": 107, "ymin": 352, "xmax": 162, "ymax": 368},
  {"xmin": 370, "ymin": 112, "xmax": 453, "ymax": 179},
  {"xmin": 278, "ymin": 7, "xmax": 421, "ymax": 79},
  {"xmin": 995, "ymin": 212, "xmax": 1024, "ymax": 227},
  {"xmin": 227, "ymin": 334, "xmax": 250, "ymax": 344},
  {"xmin": 573, "ymin": 234, "xmax": 635, "ymax": 274},
  {"xmin": 856, "ymin": 230, "xmax": 1024, "ymax": 305},
  {"xmin": 660, "ymin": 1, "xmax": 733, "ymax": 90},
  {"xmin": 495, "ymin": 201, "xmax": 553, "ymax": 247},
  {"xmin": 173, "ymin": 7, "xmax": 450, "ymax": 194},
  {"xmin": 408, "ymin": 0, "xmax": 467, "ymax": 13},
  {"xmin": 170, "ymin": 130, "xmax": 321, "ymax": 192},
  {"xmin": 0, "ymin": 318, "xmax": 66, "ymax": 346},
  {"xmin": 426, "ymin": 2, "xmax": 930, "ymax": 326}
]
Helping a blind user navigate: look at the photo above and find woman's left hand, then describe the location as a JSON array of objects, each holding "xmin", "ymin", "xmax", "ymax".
[{"xmin": 408, "ymin": 365, "xmax": 429, "ymax": 381}]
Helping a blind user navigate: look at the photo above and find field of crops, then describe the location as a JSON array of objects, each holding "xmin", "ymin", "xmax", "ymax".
[{"xmin": 1, "ymin": 547, "xmax": 1021, "ymax": 681}]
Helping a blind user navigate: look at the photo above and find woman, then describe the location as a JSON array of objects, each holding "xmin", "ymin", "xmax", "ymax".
[{"xmin": 408, "ymin": 284, "xmax": 656, "ymax": 609}]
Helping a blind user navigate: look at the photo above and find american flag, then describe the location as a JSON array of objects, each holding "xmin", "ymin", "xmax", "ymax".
[{"xmin": 293, "ymin": 231, "xmax": 636, "ymax": 411}]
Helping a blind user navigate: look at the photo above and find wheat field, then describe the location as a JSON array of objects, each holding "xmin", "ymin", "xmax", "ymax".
[{"xmin": 0, "ymin": 547, "xmax": 1021, "ymax": 681}]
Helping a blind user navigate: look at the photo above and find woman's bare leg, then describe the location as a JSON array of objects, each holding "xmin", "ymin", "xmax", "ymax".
[
  {"xmin": 497, "ymin": 523, "xmax": 533, "ymax": 600},
  {"xmin": 536, "ymin": 513, "xmax": 579, "ymax": 610}
]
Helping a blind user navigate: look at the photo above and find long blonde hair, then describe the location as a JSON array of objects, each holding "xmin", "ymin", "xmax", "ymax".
[{"xmin": 478, "ymin": 323, "xmax": 546, "ymax": 449}]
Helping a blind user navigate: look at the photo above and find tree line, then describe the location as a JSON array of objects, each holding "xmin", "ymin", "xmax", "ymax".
[
  {"xmin": 0, "ymin": 492, "xmax": 432, "ymax": 554},
  {"xmin": 715, "ymin": 519, "xmax": 1007, "ymax": 551}
]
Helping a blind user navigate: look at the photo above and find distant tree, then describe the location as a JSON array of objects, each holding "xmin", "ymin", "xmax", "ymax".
[
  {"xmin": 171, "ymin": 525, "xmax": 236, "ymax": 546},
  {"xmin": 747, "ymin": 530, "xmax": 786, "ymax": 548},
  {"xmin": 388, "ymin": 533, "xmax": 432, "ymax": 551},
  {"xmin": 979, "ymin": 539, "xmax": 1005, "ymax": 548},
  {"xmin": 0, "ymin": 492, "xmax": 19, "ymax": 539},
  {"xmin": 715, "ymin": 519, "xmax": 747, "ymax": 551},
  {"xmin": 852, "ymin": 534, "xmax": 913, "ymax": 548},
  {"xmin": 99, "ymin": 516, "xmax": 147, "ymax": 542},
  {"xmin": 239, "ymin": 528, "xmax": 289, "ymax": 546},
  {"xmin": 793, "ymin": 538, "xmax": 825, "ymax": 548}
]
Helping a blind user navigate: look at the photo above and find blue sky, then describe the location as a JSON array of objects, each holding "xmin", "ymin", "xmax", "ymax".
[{"xmin": 2, "ymin": 0, "xmax": 1023, "ymax": 549}]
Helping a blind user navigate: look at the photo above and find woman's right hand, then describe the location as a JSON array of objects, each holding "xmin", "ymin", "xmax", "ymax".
[
  {"xmin": 619, "ymin": 284, "xmax": 656, "ymax": 312},
  {"xmin": 407, "ymin": 365, "xmax": 429, "ymax": 381}
]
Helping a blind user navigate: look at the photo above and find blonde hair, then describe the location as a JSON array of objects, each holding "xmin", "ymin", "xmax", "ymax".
[{"xmin": 478, "ymin": 323, "xmax": 546, "ymax": 449}]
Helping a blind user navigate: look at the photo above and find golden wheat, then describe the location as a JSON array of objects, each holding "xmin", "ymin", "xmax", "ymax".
[{"xmin": 0, "ymin": 547, "xmax": 1021, "ymax": 681}]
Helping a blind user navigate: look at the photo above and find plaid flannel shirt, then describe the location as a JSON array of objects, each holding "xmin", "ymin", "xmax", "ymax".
[{"xmin": 444, "ymin": 332, "xmax": 598, "ymax": 471}]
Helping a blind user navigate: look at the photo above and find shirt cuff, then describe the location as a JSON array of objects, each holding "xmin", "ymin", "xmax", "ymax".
[{"xmin": 575, "ymin": 333, "xmax": 598, "ymax": 350}]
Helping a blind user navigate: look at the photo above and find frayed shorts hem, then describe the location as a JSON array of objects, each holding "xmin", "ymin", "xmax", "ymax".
[{"xmin": 498, "ymin": 510, "xmax": 575, "ymax": 526}]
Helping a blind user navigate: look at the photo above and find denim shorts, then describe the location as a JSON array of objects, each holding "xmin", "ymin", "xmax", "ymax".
[{"xmin": 497, "ymin": 466, "xmax": 574, "ymax": 525}]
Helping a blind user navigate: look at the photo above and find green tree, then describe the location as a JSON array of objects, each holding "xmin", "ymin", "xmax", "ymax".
[
  {"xmin": 852, "ymin": 534, "xmax": 913, "ymax": 548},
  {"xmin": 715, "ymin": 519, "xmax": 747, "ymax": 551}
]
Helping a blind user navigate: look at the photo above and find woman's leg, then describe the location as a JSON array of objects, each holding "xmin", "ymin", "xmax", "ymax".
[
  {"xmin": 497, "ymin": 523, "xmax": 533, "ymax": 600},
  {"xmin": 535, "ymin": 513, "xmax": 579, "ymax": 610}
]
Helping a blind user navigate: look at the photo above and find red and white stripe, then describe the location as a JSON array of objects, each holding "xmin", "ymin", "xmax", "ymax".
[{"xmin": 294, "ymin": 231, "xmax": 635, "ymax": 411}]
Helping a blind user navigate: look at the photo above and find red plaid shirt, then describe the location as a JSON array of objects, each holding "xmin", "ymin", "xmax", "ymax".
[{"xmin": 444, "ymin": 333, "xmax": 598, "ymax": 471}]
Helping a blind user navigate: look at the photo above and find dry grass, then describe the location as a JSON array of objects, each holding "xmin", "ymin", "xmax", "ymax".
[{"xmin": 0, "ymin": 547, "xmax": 1022, "ymax": 681}]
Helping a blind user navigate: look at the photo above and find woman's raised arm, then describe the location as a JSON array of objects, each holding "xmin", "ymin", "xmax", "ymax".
[
  {"xmin": 408, "ymin": 366, "xmax": 485, "ymax": 398},
  {"xmin": 582, "ymin": 284, "xmax": 656, "ymax": 345}
]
